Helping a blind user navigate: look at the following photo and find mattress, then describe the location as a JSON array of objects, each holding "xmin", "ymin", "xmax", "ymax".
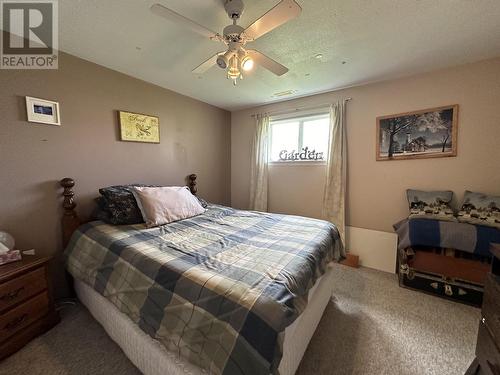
[{"xmin": 75, "ymin": 264, "xmax": 335, "ymax": 375}]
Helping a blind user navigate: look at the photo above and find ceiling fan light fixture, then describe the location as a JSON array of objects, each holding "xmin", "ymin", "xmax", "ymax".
[
  {"xmin": 227, "ymin": 55, "xmax": 241, "ymax": 85},
  {"xmin": 217, "ymin": 50, "xmax": 235, "ymax": 69},
  {"xmin": 241, "ymin": 55, "xmax": 254, "ymax": 71},
  {"xmin": 152, "ymin": 0, "xmax": 302, "ymax": 84},
  {"xmin": 216, "ymin": 56, "xmax": 228, "ymax": 69}
]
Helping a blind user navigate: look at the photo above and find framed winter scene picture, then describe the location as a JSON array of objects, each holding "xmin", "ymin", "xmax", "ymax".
[{"xmin": 376, "ymin": 105, "xmax": 458, "ymax": 161}]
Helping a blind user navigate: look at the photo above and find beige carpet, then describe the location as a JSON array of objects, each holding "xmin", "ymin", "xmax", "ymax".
[{"xmin": 1, "ymin": 265, "xmax": 480, "ymax": 375}]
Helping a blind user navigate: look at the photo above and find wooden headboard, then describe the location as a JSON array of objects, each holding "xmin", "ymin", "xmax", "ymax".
[{"xmin": 59, "ymin": 174, "xmax": 198, "ymax": 247}]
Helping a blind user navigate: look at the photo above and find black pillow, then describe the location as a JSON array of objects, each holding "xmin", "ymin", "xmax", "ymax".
[
  {"xmin": 98, "ymin": 185, "xmax": 149, "ymax": 225},
  {"xmin": 90, "ymin": 197, "xmax": 113, "ymax": 223}
]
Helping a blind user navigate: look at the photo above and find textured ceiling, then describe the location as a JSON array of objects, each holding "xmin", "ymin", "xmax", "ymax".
[{"xmin": 57, "ymin": 0, "xmax": 500, "ymax": 110}]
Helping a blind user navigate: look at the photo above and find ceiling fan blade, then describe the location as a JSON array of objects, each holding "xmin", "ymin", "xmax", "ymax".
[
  {"xmin": 151, "ymin": 3, "xmax": 219, "ymax": 39},
  {"xmin": 247, "ymin": 50, "xmax": 289, "ymax": 76},
  {"xmin": 244, "ymin": 0, "xmax": 302, "ymax": 41},
  {"xmin": 192, "ymin": 52, "xmax": 224, "ymax": 74}
]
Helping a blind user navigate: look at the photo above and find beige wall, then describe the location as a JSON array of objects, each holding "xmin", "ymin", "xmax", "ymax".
[
  {"xmin": 231, "ymin": 57, "xmax": 500, "ymax": 233},
  {"xmin": 0, "ymin": 52, "xmax": 231, "ymax": 293}
]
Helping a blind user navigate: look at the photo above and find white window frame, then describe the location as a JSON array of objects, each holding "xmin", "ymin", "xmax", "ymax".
[{"xmin": 269, "ymin": 111, "xmax": 330, "ymax": 164}]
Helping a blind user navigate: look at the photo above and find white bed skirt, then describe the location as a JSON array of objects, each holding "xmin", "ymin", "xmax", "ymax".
[{"xmin": 74, "ymin": 265, "xmax": 335, "ymax": 375}]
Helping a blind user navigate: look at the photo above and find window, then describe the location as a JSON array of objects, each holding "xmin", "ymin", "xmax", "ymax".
[{"xmin": 269, "ymin": 112, "xmax": 330, "ymax": 162}]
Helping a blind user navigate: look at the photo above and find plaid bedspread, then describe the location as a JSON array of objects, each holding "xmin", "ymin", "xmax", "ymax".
[{"xmin": 65, "ymin": 205, "xmax": 344, "ymax": 375}]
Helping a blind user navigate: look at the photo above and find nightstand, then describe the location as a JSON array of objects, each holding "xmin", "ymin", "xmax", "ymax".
[{"xmin": 0, "ymin": 255, "xmax": 60, "ymax": 360}]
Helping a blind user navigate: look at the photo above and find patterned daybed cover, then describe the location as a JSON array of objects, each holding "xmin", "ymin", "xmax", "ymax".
[{"xmin": 394, "ymin": 218, "xmax": 500, "ymax": 257}]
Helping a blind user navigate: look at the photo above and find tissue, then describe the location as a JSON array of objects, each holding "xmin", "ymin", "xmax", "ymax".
[{"xmin": 0, "ymin": 231, "xmax": 15, "ymax": 255}]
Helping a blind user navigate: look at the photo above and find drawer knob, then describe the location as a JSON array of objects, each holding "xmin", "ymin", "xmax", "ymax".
[
  {"xmin": 0, "ymin": 286, "xmax": 25, "ymax": 301},
  {"xmin": 481, "ymin": 317, "xmax": 486, "ymax": 324},
  {"xmin": 4, "ymin": 313, "xmax": 28, "ymax": 330}
]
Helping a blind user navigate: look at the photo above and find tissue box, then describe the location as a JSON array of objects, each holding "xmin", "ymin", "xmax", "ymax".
[{"xmin": 0, "ymin": 250, "xmax": 22, "ymax": 265}]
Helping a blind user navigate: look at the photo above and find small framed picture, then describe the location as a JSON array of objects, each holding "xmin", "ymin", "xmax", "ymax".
[{"xmin": 25, "ymin": 96, "xmax": 61, "ymax": 126}]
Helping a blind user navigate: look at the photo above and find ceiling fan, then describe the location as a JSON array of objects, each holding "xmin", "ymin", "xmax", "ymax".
[{"xmin": 151, "ymin": 0, "xmax": 302, "ymax": 85}]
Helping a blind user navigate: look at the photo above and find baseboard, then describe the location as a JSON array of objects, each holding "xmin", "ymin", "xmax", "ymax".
[{"xmin": 345, "ymin": 226, "xmax": 397, "ymax": 273}]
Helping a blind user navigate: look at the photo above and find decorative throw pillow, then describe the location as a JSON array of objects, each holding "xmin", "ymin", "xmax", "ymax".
[
  {"xmin": 90, "ymin": 197, "xmax": 112, "ymax": 223},
  {"xmin": 406, "ymin": 189, "xmax": 456, "ymax": 221},
  {"xmin": 98, "ymin": 184, "xmax": 153, "ymax": 225},
  {"xmin": 132, "ymin": 186, "xmax": 205, "ymax": 227},
  {"xmin": 457, "ymin": 191, "xmax": 500, "ymax": 229}
]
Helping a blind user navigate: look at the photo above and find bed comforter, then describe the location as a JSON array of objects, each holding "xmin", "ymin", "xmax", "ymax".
[{"xmin": 65, "ymin": 205, "xmax": 344, "ymax": 375}]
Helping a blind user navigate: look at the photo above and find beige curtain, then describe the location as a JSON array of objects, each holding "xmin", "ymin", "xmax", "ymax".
[
  {"xmin": 322, "ymin": 101, "xmax": 347, "ymax": 243},
  {"xmin": 249, "ymin": 114, "xmax": 270, "ymax": 211}
]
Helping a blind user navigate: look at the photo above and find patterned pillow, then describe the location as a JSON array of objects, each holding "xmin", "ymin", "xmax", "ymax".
[
  {"xmin": 406, "ymin": 189, "xmax": 456, "ymax": 221},
  {"xmin": 457, "ymin": 191, "xmax": 500, "ymax": 229},
  {"xmin": 89, "ymin": 197, "xmax": 113, "ymax": 223},
  {"xmin": 99, "ymin": 185, "xmax": 152, "ymax": 225}
]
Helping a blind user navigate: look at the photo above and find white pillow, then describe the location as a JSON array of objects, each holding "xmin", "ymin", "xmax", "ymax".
[{"xmin": 132, "ymin": 186, "xmax": 205, "ymax": 228}]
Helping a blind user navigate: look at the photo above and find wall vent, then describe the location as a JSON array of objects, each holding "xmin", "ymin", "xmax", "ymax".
[{"xmin": 273, "ymin": 90, "xmax": 297, "ymax": 97}]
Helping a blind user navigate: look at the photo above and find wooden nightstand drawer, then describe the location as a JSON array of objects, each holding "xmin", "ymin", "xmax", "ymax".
[
  {"xmin": 483, "ymin": 273, "xmax": 500, "ymax": 343},
  {"xmin": 0, "ymin": 291, "xmax": 49, "ymax": 343},
  {"xmin": 0, "ymin": 256, "xmax": 59, "ymax": 360},
  {"xmin": 0, "ymin": 267, "xmax": 47, "ymax": 312}
]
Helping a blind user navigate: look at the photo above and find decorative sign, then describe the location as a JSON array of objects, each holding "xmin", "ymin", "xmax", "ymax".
[
  {"xmin": 119, "ymin": 111, "xmax": 160, "ymax": 143},
  {"xmin": 279, "ymin": 147, "xmax": 324, "ymax": 161}
]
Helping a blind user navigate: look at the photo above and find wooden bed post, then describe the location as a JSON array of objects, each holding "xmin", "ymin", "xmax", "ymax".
[
  {"xmin": 187, "ymin": 174, "xmax": 197, "ymax": 195},
  {"xmin": 60, "ymin": 178, "xmax": 81, "ymax": 248}
]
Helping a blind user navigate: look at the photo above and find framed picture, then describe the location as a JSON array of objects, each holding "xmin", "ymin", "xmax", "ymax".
[
  {"xmin": 376, "ymin": 105, "xmax": 458, "ymax": 161},
  {"xmin": 118, "ymin": 111, "xmax": 160, "ymax": 143},
  {"xmin": 25, "ymin": 96, "xmax": 61, "ymax": 126}
]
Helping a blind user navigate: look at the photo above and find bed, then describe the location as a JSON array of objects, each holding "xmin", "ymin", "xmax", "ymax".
[{"xmin": 59, "ymin": 175, "xmax": 345, "ymax": 375}]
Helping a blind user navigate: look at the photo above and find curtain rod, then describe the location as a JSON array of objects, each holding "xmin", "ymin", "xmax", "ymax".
[{"xmin": 250, "ymin": 98, "xmax": 352, "ymax": 118}]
